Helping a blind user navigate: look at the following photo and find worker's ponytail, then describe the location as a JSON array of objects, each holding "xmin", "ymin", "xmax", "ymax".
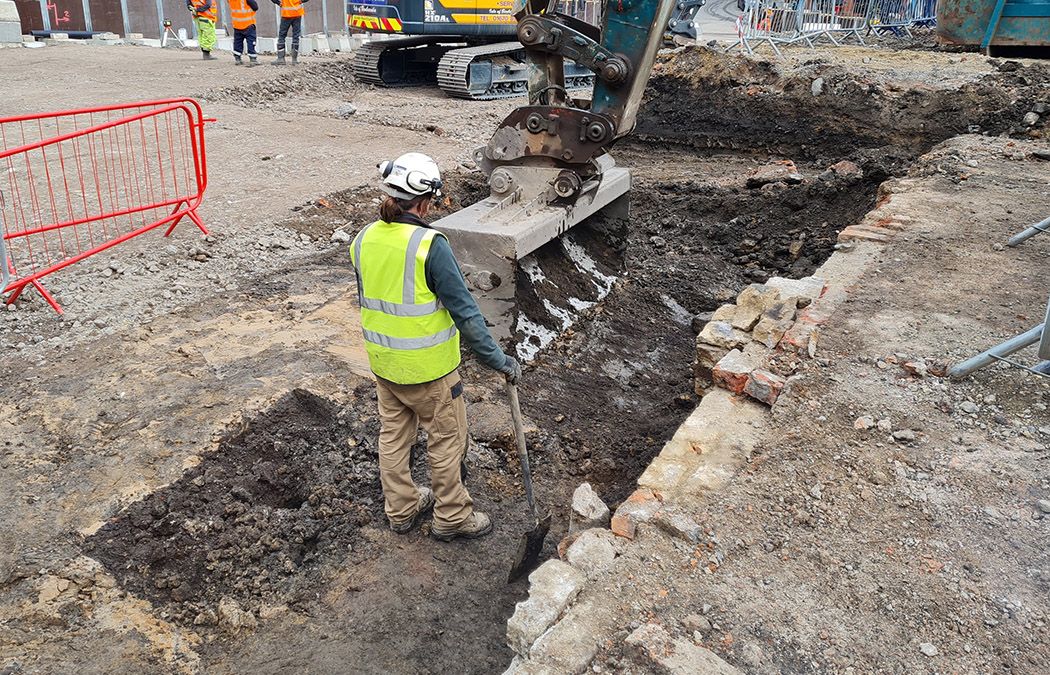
[
  {"xmin": 379, "ymin": 194, "xmax": 430, "ymax": 223},
  {"xmin": 380, "ymin": 196, "xmax": 404, "ymax": 223}
]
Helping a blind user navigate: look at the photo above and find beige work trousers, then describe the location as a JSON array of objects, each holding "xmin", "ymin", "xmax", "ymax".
[{"xmin": 375, "ymin": 369, "xmax": 473, "ymax": 529}]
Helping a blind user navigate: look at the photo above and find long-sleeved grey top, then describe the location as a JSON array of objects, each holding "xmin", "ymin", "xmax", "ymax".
[{"xmin": 390, "ymin": 213, "xmax": 510, "ymax": 374}]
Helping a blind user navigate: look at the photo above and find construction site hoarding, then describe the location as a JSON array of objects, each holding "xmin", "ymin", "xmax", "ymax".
[{"xmin": 12, "ymin": 0, "xmax": 350, "ymax": 39}]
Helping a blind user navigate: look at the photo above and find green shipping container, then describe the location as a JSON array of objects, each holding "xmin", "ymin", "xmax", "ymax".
[{"xmin": 937, "ymin": 0, "xmax": 1050, "ymax": 48}]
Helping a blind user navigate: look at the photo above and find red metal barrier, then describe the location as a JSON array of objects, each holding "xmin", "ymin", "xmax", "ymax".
[{"xmin": 0, "ymin": 99, "xmax": 211, "ymax": 314}]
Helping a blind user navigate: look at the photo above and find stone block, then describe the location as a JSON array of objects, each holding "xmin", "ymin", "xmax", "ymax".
[
  {"xmin": 712, "ymin": 349, "xmax": 759, "ymax": 394},
  {"xmin": 569, "ymin": 483, "xmax": 610, "ymax": 534},
  {"xmin": 653, "ymin": 507, "xmax": 702, "ymax": 543},
  {"xmin": 743, "ymin": 369, "xmax": 786, "ymax": 406},
  {"xmin": 764, "ymin": 276, "xmax": 825, "ymax": 302},
  {"xmin": 525, "ymin": 614, "xmax": 599, "ymax": 674},
  {"xmin": 729, "ymin": 307, "xmax": 761, "ymax": 331},
  {"xmin": 711, "ymin": 304, "xmax": 736, "ymax": 322},
  {"xmin": 697, "ymin": 321, "xmax": 749, "ymax": 351},
  {"xmin": 752, "ymin": 300, "xmax": 797, "ymax": 348},
  {"xmin": 564, "ymin": 529, "xmax": 617, "ymax": 576},
  {"xmin": 732, "ymin": 284, "xmax": 782, "ymax": 331},
  {"xmin": 256, "ymin": 37, "xmax": 277, "ymax": 53},
  {"xmin": 610, "ymin": 488, "xmax": 661, "ymax": 539},
  {"xmin": 626, "ymin": 623, "xmax": 743, "ymax": 675},
  {"xmin": 506, "ymin": 560, "xmax": 586, "ymax": 656},
  {"xmin": 695, "ymin": 340, "xmax": 729, "ymax": 384}
]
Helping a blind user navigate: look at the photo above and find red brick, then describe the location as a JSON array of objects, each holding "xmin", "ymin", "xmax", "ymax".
[
  {"xmin": 610, "ymin": 488, "xmax": 662, "ymax": 540},
  {"xmin": 712, "ymin": 349, "xmax": 755, "ymax": 394},
  {"xmin": 744, "ymin": 369, "xmax": 787, "ymax": 406}
]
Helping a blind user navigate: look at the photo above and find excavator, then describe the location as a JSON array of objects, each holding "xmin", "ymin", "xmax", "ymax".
[
  {"xmin": 425, "ymin": 0, "xmax": 677, "ymax": 339},
  {"xmin": 348, "ymin": 0, "xmax": 702, "ymax": 99}
]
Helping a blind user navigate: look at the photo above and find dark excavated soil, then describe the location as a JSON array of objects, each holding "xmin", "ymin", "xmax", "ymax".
[
  {"xmin": 640, "ymin": 48, "xmax": 1050, "ymax": 156},
  {"xmin": 84, "ymin": 388, "xmax": 386, "ymax": 623}
]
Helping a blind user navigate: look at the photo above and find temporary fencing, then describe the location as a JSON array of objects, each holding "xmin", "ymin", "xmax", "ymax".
[
  {"xmin": 0, "ymin": 99, "xmax": 211, "ymax": 314},
  {"xmin": 731, "ymin": 0, "xmax": 938, "ymax": 56}
]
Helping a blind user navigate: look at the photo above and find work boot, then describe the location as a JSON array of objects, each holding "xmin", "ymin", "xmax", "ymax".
[
  {"xmin": 247, "ymin": 55, "xmax": 258, "ymax": 68},
  {"xmin": 233, "ymin": 54, "xmax": 242, "ymax": 66},
  {"xmin": 431, "ymin": 511, "xmax": 493, "ymax": 542},
  {"xmin": 388, "ymin": 487, "xmax": 435, "ymax": 534},
  {"xmin": 291, "ymin": 48, "xmax": 299, "ymax": 65},
  {"xmin": 202, "ymin": 50, "xmax": 216, "ymax": 61},
  {"xmin": 272, "ymin": 50, "xmax": 286, "ymax": 66}
]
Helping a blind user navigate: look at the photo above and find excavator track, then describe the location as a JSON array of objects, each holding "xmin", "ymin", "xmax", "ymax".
[
  {"xmin": 437, "ymin": 42, "xmax": 595, "ymax": 101},
  {"xmin": 352, "ymin": 36, "xmax": 447, "ymax": 88}
]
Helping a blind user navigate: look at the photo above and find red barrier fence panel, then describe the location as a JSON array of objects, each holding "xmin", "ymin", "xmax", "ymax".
[{"xmin": 0, "ymin": 99, "xmax": 211, "ymax": 314}]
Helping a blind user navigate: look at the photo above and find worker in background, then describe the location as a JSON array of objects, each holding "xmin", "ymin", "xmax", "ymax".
[
  {"xmin": 271, "ymin": 0, "xmax": 307, "ymax": 65},
  {"xmin": 349, "ymin": 152, "xmax": 521, "ymax": 542},
  {"xmin": 187, "ymin": 0, "xmax": 217, "ymax": 60},
  {"xmin": 229, "ymin": 0, "xmax": 259, "ymax": 66}
]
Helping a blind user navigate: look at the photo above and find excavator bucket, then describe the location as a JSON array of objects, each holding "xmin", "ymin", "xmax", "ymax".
[
  {"xmin": 429, "ymin": 0, "xmax": 676, "ymax": 338},
  {"xmin": 433, "ymin": 159, "xmax": 631, "ymax": 341}
]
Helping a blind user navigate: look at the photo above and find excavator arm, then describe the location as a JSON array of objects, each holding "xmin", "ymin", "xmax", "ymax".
[
  {"xmin": 480, "ymin": 0, "xmax": 675, "ymax": 186},
  {"xmin": 431, "ymin": 0, "xmax": 675, "ymax": 339}
]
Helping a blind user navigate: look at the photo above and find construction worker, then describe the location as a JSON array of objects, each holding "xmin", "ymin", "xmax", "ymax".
[
  {"xmin": 349, "ymin": 152, "xmax": 521, "ymax": 542},
  {"xmin": 271, "ymin": 0, "xmax": 307, "ymax": 65},
  {"xmin": 187, "ymin": 0, "xmax": 217, "ymax": 60},
  {"xmin": 229, "ymin": 0, "xmax": 259, "ymax": 66}
]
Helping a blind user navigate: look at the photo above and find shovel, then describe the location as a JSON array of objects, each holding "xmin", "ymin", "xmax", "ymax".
[{"xmin": 505, "ymin": 381, "xmax": 552, "ymax": 583}]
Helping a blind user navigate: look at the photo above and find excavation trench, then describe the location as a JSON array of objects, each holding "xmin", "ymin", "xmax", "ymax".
[{"xmin": 83, "ymin": 47, "xmax": 1048, "ymax": 673}]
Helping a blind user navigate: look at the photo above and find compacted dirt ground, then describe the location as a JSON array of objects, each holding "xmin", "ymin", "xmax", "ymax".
[{"xmin": 1, "ymin": 40, "xmax": 1049, "ymax": 674}]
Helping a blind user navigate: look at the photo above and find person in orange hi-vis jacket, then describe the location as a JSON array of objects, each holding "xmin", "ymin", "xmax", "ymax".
[
  {"xmin": 271, "ymin": 0, "xmax": 308, "ymax": 66},
  {"xmin": 229, "ymin": 0, "xmax": 259, "ymax": 66}
]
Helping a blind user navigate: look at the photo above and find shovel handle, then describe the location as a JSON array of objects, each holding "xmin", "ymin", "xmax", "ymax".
[{"xmin": 506, "ymin": 381, "xmax": 540, "ymax": 523}]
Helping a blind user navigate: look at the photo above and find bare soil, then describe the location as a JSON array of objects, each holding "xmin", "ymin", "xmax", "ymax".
[{"xmin": 2, "ymin": 42, "xmax": 1049, "ymax": 675}]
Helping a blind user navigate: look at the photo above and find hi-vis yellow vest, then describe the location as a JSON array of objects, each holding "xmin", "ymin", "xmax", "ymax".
[{"xmin": 350, "ymin": 221, "xmax": 461, "ymax": 384}]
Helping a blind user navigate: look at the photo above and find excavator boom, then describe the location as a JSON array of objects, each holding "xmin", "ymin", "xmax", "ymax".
[{"xmin": 431, "ymin": 0, "xmax": 675, "ymax": 340}]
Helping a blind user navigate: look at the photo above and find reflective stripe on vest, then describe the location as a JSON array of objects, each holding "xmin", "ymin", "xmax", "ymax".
[
  {"xmin": 281, "ymin": 0, "xmax": 305, "ymax": 18},
  {"xmin": 350, "ymin": 221, "xmax": 461, "ymax": 384},
  {"xmin": 193, "ymin": 1, "xmax": 217, "ymax": 22},
  {"xmin": 229, "ymin": 0, "xmax": 255, "ymax": 29}
]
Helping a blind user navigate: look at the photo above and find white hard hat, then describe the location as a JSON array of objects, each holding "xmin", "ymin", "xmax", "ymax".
[{"xmin": 378, "ymin": 152, "xmax": 443, "ymax": 200}]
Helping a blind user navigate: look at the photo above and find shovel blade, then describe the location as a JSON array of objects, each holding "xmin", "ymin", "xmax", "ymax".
[{"xmin": 507, "ymin": 510, "xmax": 552, "ymax": 583}]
